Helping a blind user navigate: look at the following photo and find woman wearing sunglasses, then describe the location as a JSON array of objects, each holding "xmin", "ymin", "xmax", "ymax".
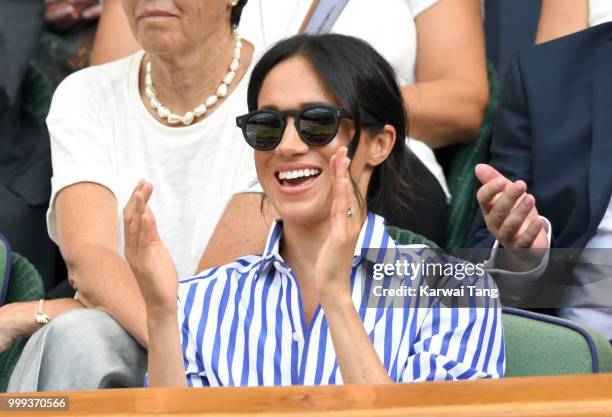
[{"xmin": 124, "ymin": 34, "xmax": 504, "ymax": 386}]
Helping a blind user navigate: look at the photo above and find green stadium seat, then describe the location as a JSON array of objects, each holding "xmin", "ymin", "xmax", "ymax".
[
  {"xmin": 386, "ymin": 225, "xmax": 439, "ymax": 249},
  {"xmin": 443, "ymin": 62, "xmax": 500, "ymax": 248},
  {"xmin": 503, "ymin": 308, "xmax": 612, "ymax": 377},
  {"xmin": 21, "ymin": 63, "xmax": 54, "ymax": 125},
  {"xmin": 0, "ymin": 236, "xmax": 45, "ymax": 392}
]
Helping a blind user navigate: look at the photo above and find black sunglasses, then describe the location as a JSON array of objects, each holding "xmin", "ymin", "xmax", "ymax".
[{"xmin": 235, "ymin": 105, "xmax": 352, "ymax": 151}]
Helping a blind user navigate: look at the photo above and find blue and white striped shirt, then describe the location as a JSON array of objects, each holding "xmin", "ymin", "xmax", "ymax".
[{"xmin": 177, "ymin": 213, "xmax": 505, "ymax": 386}]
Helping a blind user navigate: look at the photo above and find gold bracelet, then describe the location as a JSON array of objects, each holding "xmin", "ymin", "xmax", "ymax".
[{"xmin": 35, "ymin": 299, "xmax": 51, "ymax": 325}]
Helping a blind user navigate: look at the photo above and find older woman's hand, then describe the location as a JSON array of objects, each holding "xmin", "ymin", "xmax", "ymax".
[
  {"xmin": 123, "ymin": 181, "xmax": 178, "ymax": 317},
  {"xmin": 476, "ymin": 164, "xmax": 549, "ymax": 250},
  {"xmin": 0, "ymin": 303, "xmax": 37, "ymax": 353},
  {"xmin": 314, "ymin": 147, "xmax": 362, "ymax": 305}
]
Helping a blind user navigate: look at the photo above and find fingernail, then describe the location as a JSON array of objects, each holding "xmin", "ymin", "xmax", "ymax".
[
  {"xmin": 495, "ymin": 178, "xmax": 506, "ymax": 188},
  {"xmin": 522, "ymin": 195, "xmax": 533, "ymax": 207}
]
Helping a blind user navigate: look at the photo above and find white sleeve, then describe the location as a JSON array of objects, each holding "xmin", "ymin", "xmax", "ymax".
[
  {"xmin": 482, "ymin": 216, "xmax": 552, "ymax": 305},
  {"xmin": 45, "ymin": 74, "xmax": 118, "ymax": 244},
  {"xmin": 589, "ymin": 0, "xmax": 612, "ymax": 26},
  {"xmin": 407, "ymin": 0, "xmax": 440, "ymax": 18}
]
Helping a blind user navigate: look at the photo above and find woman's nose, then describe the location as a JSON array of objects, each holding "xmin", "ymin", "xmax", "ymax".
[{"xmin": 275, "ymin": 117, "xmax": 309, "ymax": 157}]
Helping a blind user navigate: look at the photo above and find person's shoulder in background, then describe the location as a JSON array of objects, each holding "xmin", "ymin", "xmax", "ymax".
[
  {"xmin": 47, "ymin": 50, "xmax": 144, "ymax": 121},
  {"xmin": 513, "ymin": 20, "xmax": 612, "ymax": 83},
  {"xmin": 529, "ymin": 19, "xmax": 612, "ymax": 56}
]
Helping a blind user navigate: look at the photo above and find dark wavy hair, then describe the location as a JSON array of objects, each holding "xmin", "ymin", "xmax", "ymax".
[
  {"xmin": 247, "ymin": 33, "xmax": 416, "ymax": 228},
  {"xmin": 230, "ymin": 0, "xmax": 248, "ymax": 28}
]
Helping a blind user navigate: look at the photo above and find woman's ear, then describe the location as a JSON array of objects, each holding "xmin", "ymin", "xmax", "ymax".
[{"xmin": 366, "ymin": 124, "xmax": 396, "ymax": 167}]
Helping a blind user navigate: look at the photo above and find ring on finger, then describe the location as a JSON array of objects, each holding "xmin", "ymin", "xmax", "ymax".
[{"xmin": 347, "ymin": 207, "xmax": 357, "ymax": 217}]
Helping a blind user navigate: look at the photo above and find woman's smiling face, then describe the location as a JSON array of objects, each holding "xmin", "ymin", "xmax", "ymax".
[{"xmin": 254, "ymin": 56, "xmax": 373, "ymax": 226}]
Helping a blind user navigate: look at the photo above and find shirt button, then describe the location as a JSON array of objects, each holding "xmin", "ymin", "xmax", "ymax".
[{"xmin": 292, "ymin": 332, "xmax": 302, "ymax": 343}]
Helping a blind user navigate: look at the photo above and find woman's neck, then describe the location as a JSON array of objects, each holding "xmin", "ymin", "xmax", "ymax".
[
  {"xmin": 140, "ymin": 29, "xmax": 251, "ymax": 119},
  {"xmin": 280, "ymin": 212, "xmax": 366, "ymax": 327},
  {"xmin": 281, "ymin": 218, "xmax": 330, "ymax": 285}
]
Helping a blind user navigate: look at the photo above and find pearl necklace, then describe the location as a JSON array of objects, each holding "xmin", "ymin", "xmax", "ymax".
[{"xmin": 145, "ymin": 31, "xmax": 243, "ymax": 126}]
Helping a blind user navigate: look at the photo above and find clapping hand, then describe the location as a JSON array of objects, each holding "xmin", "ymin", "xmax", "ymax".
[
  {"xmin": 476, "ymin": 164, "xmax": 548, "ymax": 250},
  {"xmin": 314, "ymin": 147, "xmax": 363, "ymax": 303},
  {"xmin": 123, "ymin": 180, "xmax": 178, "ymax": 317}
]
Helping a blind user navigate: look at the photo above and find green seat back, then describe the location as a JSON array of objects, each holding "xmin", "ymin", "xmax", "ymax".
[
  {"xmin": 21, "ymin": 63, "xmax": 54, "ymax": 124},
  {"xmin": 0, "ymin": 236, "xmax": 45, "ymax": 392},
  {"xmin": 444, "ymin": 62, "xmax": 500, "ymax": 248},
  {"xmin": 503, "ymin": 308, "xmax": 612, "ymax": 377},
  {"xmin": 386, "ymin": 226, "xmax": 439, "ymax": 248},
  {"xmin": 0, "ymin": 236, "xmax": 10, "ymax": 306},
  {"xmin": 5, "ymin": 253, "xmax": 45, "ymax": 304}
]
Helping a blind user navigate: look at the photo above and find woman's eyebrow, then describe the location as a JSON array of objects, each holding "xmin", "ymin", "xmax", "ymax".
[
  {"xmin": 300, "ymin": 101, "xmax": 332, "ymax": 107},
  {"xmin": 259, "ymin": 102, "xmax": 332, "ymax": 111}
]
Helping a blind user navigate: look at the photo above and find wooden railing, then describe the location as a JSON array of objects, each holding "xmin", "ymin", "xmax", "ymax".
[{"xmin": 1, "ymin": 373, "xmax": 611, "ymax": 416}]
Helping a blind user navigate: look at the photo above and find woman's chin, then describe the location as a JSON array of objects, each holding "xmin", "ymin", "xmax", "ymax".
[{"xmin": 274, "ymin": 203, "xmax": 330, "ymax": 227}]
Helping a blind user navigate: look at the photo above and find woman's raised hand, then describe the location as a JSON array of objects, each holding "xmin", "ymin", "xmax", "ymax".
[
  {"xmin": 124, "ymin": 180, "xmax": 178, "ymax": 317},
  {"xmin": 314, "ymin": 147, "xmax": 363, "ymax": 304}
]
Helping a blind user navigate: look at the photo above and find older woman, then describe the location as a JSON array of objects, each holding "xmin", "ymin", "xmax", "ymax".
[
  {"xmin": 3, "ymin": 0, "xmax": 272, "ymax": 391},
  {"xmin": 125, "ymin": 34, "xmax": 504, "ymax": 387}
]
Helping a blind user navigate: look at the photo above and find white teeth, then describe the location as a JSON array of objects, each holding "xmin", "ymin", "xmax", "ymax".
[{"xmin": 278, "ymin": 168, "xmax": 321, "ymax": 181}]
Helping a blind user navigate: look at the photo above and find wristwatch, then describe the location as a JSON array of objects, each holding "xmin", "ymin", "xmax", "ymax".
[{"xmin": 35, "ymin": 299, "xmax": 51, "ymax": 325}]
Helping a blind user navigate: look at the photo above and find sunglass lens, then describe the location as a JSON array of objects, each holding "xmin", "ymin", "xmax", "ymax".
[
  {"xmin": 245, "ymin": 112, "xmax": 281, "ymax": 150},
  {"xmin": 299, "ymin": 107, "xmax": 337, "ymax": 145}
]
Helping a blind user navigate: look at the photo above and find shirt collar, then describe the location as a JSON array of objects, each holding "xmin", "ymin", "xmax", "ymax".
[
  {"xmin": 353, "ymin": 212, "xmax": 400, "ymax": 267},
  {"xmin": 255, "ymin": 219, "xmax": 285, "ymax": 279},
  {"xmin": 255, "ymin": 212, "xmax": 399, "ymax": 279}
]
